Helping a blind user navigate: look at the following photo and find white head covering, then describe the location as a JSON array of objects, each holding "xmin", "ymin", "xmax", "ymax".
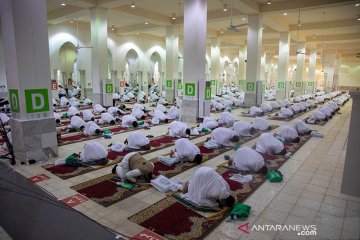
[
  {"xmin": 80, "ymin": 142, "xmax": 108, "ymax": 162},
  {"xmin": 233, "ymin": 146, "xmax": 265, "ymax": 172},
  {"xmin": 256, "ymin": 133, "xmax": 284, "ymax": 155},
  {"xmin": 252, "ymin": 117, "xmax": 270, "ymax": 131}
]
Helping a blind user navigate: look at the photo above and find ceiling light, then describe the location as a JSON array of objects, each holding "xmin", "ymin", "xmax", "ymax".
[
  {"xmin": 355, "ymin": 3, "xmax": 360, "ymax": 7},
  {"xmin": 136, "ymin": 33, "xmax": 140, "ymax": 35},
  {"xmin": 145, "ymin": 22, "xmax": 149, "ymax": 25},
  {"xmin": 357, "ymin": 15, "xmax": 360, "ymax": 20},
  {"xmin": 60, "ymin": 2, "xmax": 66, "ymax": 6},
  {"xmin": 283, "ymin": 12, "xmax": 288, "ymax": 16},
  {"xmin": 223, "ymin": 4, "xmax": 228, "ymax": 12},
  {"xmin": 261, "ymin": 27, "xmax": 265, "ymax": 30},
  {"xmin": 111, "ymin": 25, "xmax": 116, "ymax": 31},
  {"xmin": 267, "ymin": 0, "xmax": 272, "ymax": 5},
  {"xmin": 69, "ymin": 20, "xmax": 74, "ymax": 23},
  {"xmin": 312, "ymin": 34, "xmax": 316, "ymax": 39},
  {"xmin": 220, "ymin": 29, "xmax": 224, "ymax": 34},
  {"xmin": 242, "ymin": 17, "xmax": 246, "ymax": 21},
  {"xmin": 130, "ymin": 2, "xmax": 135, "ymax": 8},
  {"xmin": 297, "ymin": 21, "xmax": 302, "ymax": 27},
  {"xmin": 172, "ymin": 13, "xmax": 176, "ymax": 20}
]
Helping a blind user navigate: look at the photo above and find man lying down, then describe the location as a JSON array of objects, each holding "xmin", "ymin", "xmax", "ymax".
[{"xmin": 55, "ymin": 141, "xmax": 108, "ymax": 166}]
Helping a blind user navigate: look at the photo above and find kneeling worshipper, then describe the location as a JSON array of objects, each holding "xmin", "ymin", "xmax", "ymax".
[
  {"xmin": 233, "ymin": 121, "xmax": 256, "ymax": 137},
  {"xmin": 168, "ymin": 121, "xmax": 191, "ymax": 138},
  {"xmin": 137, "ymin": 91, "xmax": 146, "ymax": 103},
  {"xmin": 261, "ymin": 103, "xmax": 273, "ymax": 113},
  {"xmin": 167, "ymin": 106, "xmax": 181, "ymax": 120},
  {"xmin": 133, "ymin": 103, "xmax": 145, "ymax": 111},
  {"xmin": 205, "ymin": 127, "xmax": 239, "ymax": 149},
  {"xmin": 60, "ymin": 96, "xmax": 69, "ymax": 107},
  {"xmin": 131, "ymin": 107, "xmax": 146, "ymax": 120},
  {"xmin": 158, "ymin": 138, "xmax": 202, "ymax": 166},
  {"xmin": 270, "ymin": 101, "xmax": 280, "ymax": 110},
  {"xmin": 83, "ymin": 98, "xmax": 93, "ymax": 106},
  {"xmin": 121, "ymin": 114, "xmax": 139, "ymax": 128},
  {"xmin": 218, "ymin": 111, "xmax": 235, "ymax": 126},
  {"xmin": 199, "ymin": 116, "xmax": 219, "ymax": 130},
  {"xmin": 112, "ymin": 152, "xmax": 154, "ymax": 183},
  {"xmin": 93, "ymin": 104, "xmax": 106, "ymax": 114},
  {"xmin": 226, "ymin": 146, "xmax": 268, "ymax": 174},
  {"xmin": 69, "ymin": 116, "xmax": 86, "ymax": 131},
  {"xmin": 276, "ymin": 125, "xmax": 300, "ymax": 143},
  {"xmin": 306, "ymin": 110, "xmax": 327, "ymax": 124},
  {"xmin": 82, "ymin": 109, "xmax": 95, "ymax": 122},
  {"xmin": 80, "ymin": 141, "xmax": 108, "ymax": 165},
  {"xmin": 293, "ymin": 120, "xmax": 324, "ymax": 138},
  {"xmin": 289, "ymin": 104, "xmax": 301, "ymax": 115},
  {"xmin": 182, "ymin": 166, "xmax": 235, "ymax": 210},
  {"xmin": 83, "ymin": 121, "xmax": 102, "ymax": 136},
  {"xmin": 252, "ymin": 117, "xmax": 271, "ymax": 131},
  {"xmin": 121, "ymin": 93, "xmax": 131, "ymax": 102},
  {"xmin": 0, "ymin": 113, "xmax": 9, "ymax": 125},
  {"xmin": 108, "ymin": 106, "xmax": 125, "ymax": 116},
  {"xmin": 154, "ymin": 103, "xmax": 167, "ymax": 113},
  {"xmin": 158, "ymin": 97, "xmax": 168, "ymax": 105},
  {"xmin": 275, "ymin": 107, "xmax": 294, "ymax": 119},
  {"xmin": 256, "ymin": 133, "xmax": 286, "ymax": 155},
  {"xmin": 99, "ymin": 112, "xmax": 117, "ymax": 125},
  {"xmin": 151, "ymin": 109, "xmax": 169, "ymax": 125},
  {"xmin": 68, "ymin": 106, "xmax": 80, "ymax": 117},
  {"xmin": 247, "ymin": 106, "xmax": 264, "ymax": 117},
  {"xmin": 125, "ymin": 131, "xmax": 151, "ymax": 150},
  {"xmin": 54, "ymin": 112, "xmax": 61, "ymax": 124},
  {"xmin": 70, "ymin": 97, "xmax": 80, "ymax": 107}
]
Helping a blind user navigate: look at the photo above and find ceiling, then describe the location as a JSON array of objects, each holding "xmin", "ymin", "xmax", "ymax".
[{"xmin": 47, "ymin": 0, "xmax": 360, "ymax": 61}]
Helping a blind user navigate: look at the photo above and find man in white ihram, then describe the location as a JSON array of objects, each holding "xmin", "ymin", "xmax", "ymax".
[
  {"xmin": 168, "ymin": 121, "xmax": 191, "ymax": 138},
  {"xmin": 79, "ymin": 141, "xmax": 108, "ymax": 165},
  {"xmin": 125, "ymin": 131, "xmax": 151, "ymax": 150},
  {"xmin": 233, "ymin": 121, "xmax": 256, "ymax": 138},
  {"xmin": 256, "ymin": 133, "xmax": 286, "ymax": 155},
  {"xmin": 204, "ymin": 127, "xmax": 240, "ymax": 149}
]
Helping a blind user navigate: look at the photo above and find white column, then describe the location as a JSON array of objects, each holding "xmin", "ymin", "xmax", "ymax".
[
  {"xmin": 294, "ymin": 42, "xmax": 306, "ymax": 96},
  {"xmin": 323, "ymin": 51, "xmax": 336, "ymax": 92},
  {"xmin": 238, "ymin": 45, "xmax": 246, "ymax": 91},
  {"xmin": 0, "ymin": 24, "xmax": 7, "ymax": 97},
  {"xmin": 260, "ymin": 52, "xmax": 266, "ymax": 81},
  {"xmin": 307, "ymin": 49, "xmax": 317, "ymax": 93},
  {"xmin": 182, "ymin": 0, "xmax": 207, "ymax": 122},
  {"xmin": 210, "ymin": 37, "xmax": 221, "ymax": 95},
  {"xmin": 165, "ymin": 25, "xmax": 178, "ymax": 103},
  {"xmin": 244, "ymin": 14, "xmax": 262, "ymax": 107},
  {"xmin": 90, "ymin": 7, "xmax": 108, "ymax": 104},
  {"xmin": 276, "ymin": 31, "xmax": 290, "ymax": 100},
  {"xmin": 0, "ymin": 0, "xmax": 58, "ymax": 162}
]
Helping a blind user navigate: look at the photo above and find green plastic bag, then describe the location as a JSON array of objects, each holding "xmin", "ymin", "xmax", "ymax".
[
  {"xmin": 61, "ymin": 113, "xmax": 69, "ymax": 118},
  {"xmin": 102, "ymin": 129, "xmax": 112, "ymax": 135},
  {"xmin": 227, "ymin": 203, "xmax": 251, "ymax": 221},
  {"xmin": 116, "ymin": 182, "xmax": 135, "ymax": 190},
  {"xmin": 201, "ymin": 128, "xmax": 209, "ymax": 132},
  {"xmin": 65, "ymin": 155, "xmax": 82, "ymax": 167},
  {"xmin": 267, "ymin": 169, "xmax": 283, "ymax": 182},
  {"xmin": 137, "ymin": 121, "xmax": 145, "ymax": 126}
]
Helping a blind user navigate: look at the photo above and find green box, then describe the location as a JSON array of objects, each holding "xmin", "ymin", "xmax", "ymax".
[
  {"xmin": 210, "ymin": 80, "xmax": 216, "ymax": 86},
  {"xmin": 9, "ymin": 89, "xmax": 20, "ymax": 113},
  {"xmin": 105, "ymin": 84, "xmax": 113, "ymax": 93},
  {"xmin": 295, "ymin": 82, "xmax": 302, "ymax": 88},
  {"xmin": 218, "ymin": 81, "xmax": 223, "ymax": 88},
  {"xmin": 24, "ymin": 89, "xmax": 49, "ymax": 113},
  {"xmin": 184, "ymin": 83, "xmax": 196, "ymax": 96},
  {"xmin": 238, "ymin": 80, "xmax": 244, "ymax": 86},
  {"xmin": 177, "ymin": 82, "xmax": 182, "ymax": 90},
  {"xmin": 277, "ymin": 82, "xmax": 285, "ymax": 90},
  {"xmin": 166, "ymin": 80, "xmax": 173, "ymax": 88},
  {"xmin": 307, "ymin": 82, "xmax": 313, "ymax": 87},
  {"xmin": 246, "ymin": 82, "xmax": 255, "ymax": 92},
  {"xmin": 205, "ymin": 87, "xmax": 211, "ymax": 100}
]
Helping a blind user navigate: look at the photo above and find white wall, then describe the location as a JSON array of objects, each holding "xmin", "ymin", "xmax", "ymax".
[
  {"xmin": 0, "ymin": 31, "xmax": 7, "ymax": 93},
  {"xmin": 339, "ymin": 61, "xmax": 360, "ymax": 87}
]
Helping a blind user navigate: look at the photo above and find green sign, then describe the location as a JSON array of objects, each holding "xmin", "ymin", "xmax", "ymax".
[
  {"xmin": 295, "ymin": 82, "xmax": 302, "ymax": 88},
  {"xmin": 105, "ymin": 84, "xmax": 113, "ymax": 93},
  {"xmin": 25, "ymin": 89, "xmax": 49, "ymax": 113},
  {"xmin": 218, "ymin": 81, "xmax": 223, "ymax": 89},
  {"xmin": 262, "ymin": 84, "xmax": 265, "ymax": 93},
  {"xmin": 238, "ymin": 80, "xmax": 244, "ymax": 86},
  {"xmin": 177, "ymin": 82, "xmax": 182, "ymax": 90},
  {"xmin": 246, "ymin": 82, "xmax": 255, "ymax": 92},
  {"xmin": 166, "ymin": 80, "xmax": 173, "ymax": 88},
  {"xmin": 184, "ymin": 83, "xmax": 196, "ymax": 96},
  {"xmin": 205, "ymin": 87, "xmax": 211, "ymax": 100},
  {"xmin": 307, "ymin": 81, "xmax": 313, "ymax": 87},
  {"xmin": 210, "ymin": 80, "xmax": 216, "ymax": 86},
  {"xmin": 9, "ymin": 89, "xmax": 20, "ymax": 113},
  {"xmin": 277, "ymin": 81, "xmax": 285, "ymax": 90}
]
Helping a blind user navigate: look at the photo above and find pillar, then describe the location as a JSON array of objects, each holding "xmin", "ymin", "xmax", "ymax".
[
  {"xmin": 0, "ymin": 0, "xmax": 58, "ymax": 162},
  {"xmin": 323, "ymin": 51, "xmax": 336, "ymax": 92},
  {"xmin": 182, "ymin": 0, "xmax": 207, "ymax": 122},
  {"xmin": 210, "ymin": 38, "xmax": 221, "ymax": 95},
  {"xmin": 244, "ymin": 14, "xmax": 262, "ymax": 107},
  {"xmin": 294, "ymin": 42, "xmax": 306, "ymax": 96},
  {"xmin": 0, "ymin": 23, "xmax": 7, "ymax": 98},
  {"xmin": 238, "ymin": 45, "xmax": 246, "ymax": 91},
  {"xmin": 90, "ymin": 7, "xmax": 108, "ymax": 104},
  {"xmin": 307, "ymin": 49, "xmax": 316, "ymax": 93},
  {"xmin": 165, "ymin": 25, "xmax": 178, "ymax": 103},
  {"xmin": 276, "ymin": 31, "xmax": 290, "ymax": 100}
]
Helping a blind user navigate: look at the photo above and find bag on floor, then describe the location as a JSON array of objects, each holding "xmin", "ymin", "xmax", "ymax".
[
  {"xmin": 227, "ymin": 203, "xmax": 251, "ymax": 221},
  {"xmin": 267, "ymin": 169, "xmax": 283, "ymax": 182},
  {"xmin": 64, "ymin": 155, "xmax": 82, "ymax": 167}
]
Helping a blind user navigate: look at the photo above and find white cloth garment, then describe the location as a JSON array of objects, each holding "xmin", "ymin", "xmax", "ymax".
[
  {"xmin": 155, "ymin": 104, "xmax": 167, "ymax": 113},
  {"xmin": 261, "ymin": 103, "xmax": 273, "ymax": 113},
  {"xmin": 167, "ymin": 106, "xmax": 181, "ymax": 120},
  {"xmin": 60, "ymin": 97, "xmax": 69, "ymax": 107},
  {"xmin": 278, "ymin": 125, "xmax": 299, "ymax": 141},
  {"xmin": 293, "ymin": 120, "xmax": 311, "ymax": 135},
  {"xmin": 131, "ymin": 108, "xmax": 145, "ymax": 119},
  {"xmin": 83, "ymin": 121, "xmax": 100, "ymax": 136},
  {"xmin": 93, "ymin": 104, "xmax": 106, "ymax": 114},
  {"xmin": 0, "ymin": 113, "xmax": 9, "ymax": 124},
  {"xmin": 82, "ymin": 110, "xmax": 95, "ymax": 121},
  {"xmin": 100, "ymin": 113, "xmax": 116, "ymax": 124},
  {"xmin": 115, "ymin": 152, "xmax": 142, "ymax": 181},
  {"xmin": 153, "ymin": 109, "xmax": 168, "ymax": 121},
  {"xmin": 169, "ymin": 121, "xmax": 188, "ymax": 138},
  {"xmin": 83, "ymin": 98, "xmax": 93, "ymax": 105},
  {"xmin": 199, "ymin": 117, "xmax": 218, "ymax": 130},
  {"xmin": 232, "ymin": 146, "xmax": 265, "ymax": 172},
  {"xmin": 127, "ymin": 131, "xmax": 150, "ymax": 149},
  {"xmin": 248, "ymin": 106, "xmax": 263, "ymax": 116},
  {"xmin": 121, "ymin": 114, "xmax": 137, "ymax": 128},
  {"xmin": 133, "ymin": 103, "xmax": 144, "ymax": 111},
  {"xmin": 218, "ymin": 112, "xmax": 235, "ymax": 126},
  {"xmin": 210, "ymin": 127, "xmax": 236, "ymax": 147},
  {"xmin": 80, "ymin": 142, "xmax": 108, "ymax": 162},
  {"xmin": 159, "ymin": 138, "xmax": 200, "ymax": 166},
  {"xmin": 53, "ymin": 112, "xmax": 61, "ymax": 122},
  {"xmin": 70, "ymin": 116, "xmax": 86, "ymax": 130},
  {"xmin": 233, "ymin": 121, "xmax": 253, "ymax": 137},
  {"xmin": 256, "ymin": 133, "xmax": 284, "ymax": 155},
  {"xmin": 68, "ymin": 106, "xmax": 80, "ymax": 117},
  {"xmin": 108, "ymin": 107, "xmax": 120, "ymax": 116},
  {"xmin": 252, "ymin": 117, "xmax": 270, "ymax": 131},
  {"xmin": 277, "ymin": 107, "xmax": 293, "ymax": 119},
  {"xmin": 182, "ymin": 166, "xmax": 231, "ymax": 207},
  {"xmin": 111, "ymin": 142, "xmax": 126, "ymax": 152}
]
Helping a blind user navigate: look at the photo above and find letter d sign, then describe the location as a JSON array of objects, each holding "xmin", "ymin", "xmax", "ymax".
[
  {"xmin": 185, "ymin": 83, "xmax": 196, "ymax": 96},
  {"xmin": 9, "ymin": 89, "xmax": 20, "ymax": 113},
  {"xmin": 25, "ymin": 89, "xmax": 49, "ymax": 113}
]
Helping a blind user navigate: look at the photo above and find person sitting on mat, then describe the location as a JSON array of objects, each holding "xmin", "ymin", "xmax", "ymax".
[
  {"xmin": 158, "ymin": 138, "xmax": 202, "ymax": 166},
  {"xmin": 125, "ymin": 131, "xmax": 151, "ymax": 150},
  {"xmin": 112, "ymin": 152, "xmax": 154, "ymax": 183},
  {"xmin": 182, "ymin": 166, "xmax": 235, "ymax": 210},
  {"xmin": 225, "ymin": 146, "xmax": 268, "ymax": 174},
  {"xmin": 199, "ymin": 116, "xmax": 219, "ymax": 131},
  {"xmin": 93, "ymin": 104, "xmax": 106, "ymax": 114},
  {"xmin": 217, "ymin": 111, "xmax": 235, "ymax": 127},
  {"xmin": 252, "ymin": 117, "xmax": 272, "ymax": 131},
  {"xmin": 168, "ymin": 121, "xmax": 191, "ymax": 138},
  {"xmin": 83, "ymin": 121, "xmax": 102, "ymax": 136},
  {"xmin": 204, "ymin": 127, "xmax": 239, "ymax": 149},
  {"xmin": 98, "ymin": 112, "xmax": 117, "ymax": 125},
  {"xmin": 68, "ymin": 106, "xmax": 80, "ymax": 117},
  {"xmin": 82, "ymin": 109, "xmax": 95, "ymax": 122},
  {"xmin": 256, "ymin": 133, "xmax": 286, "ymax": 155},
  {"xmin": 233, "ymin": 121, "xmax": 256, "ymax": 138},
  {"xmin": 276, "ymin": 125, "xmax": 301, "ymax": 143},
  {"xmin": 121, "ymin": 114, "xmax": 139, "ymax": 128},
  {"xmin": 68, "ymin": 116, "xmax": 86, "ymax": 131}
]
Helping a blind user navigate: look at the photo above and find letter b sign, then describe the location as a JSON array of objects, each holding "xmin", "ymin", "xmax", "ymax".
[{"xmin": 25, "ymin": 89, "xmax": 49, "ymax": 113}]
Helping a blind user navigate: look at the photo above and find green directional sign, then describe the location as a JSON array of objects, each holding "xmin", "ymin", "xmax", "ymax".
[
  {"xmin": 277, "ymin": 81, "xmax": 285, "ymax": 90},
  {"xmin": 184, "ymin": 83, "xmax": 196, "ymax": 96},
  {"xmin": 262, "ymin": 84, "xmax": 266, "ymax": 93},
  {"xmin": 166, "ymin": 80, "xmax": 173, "ymax": 88},
  {"xmin": 25, "ymin": 89, "xmax": 49, "ymax": 113},
  {"xmin": 238, "ymin": 80, "xmax": 244, "ymax": 86},
  {"xmin": 246, "ymin": 82, "xmax": 255, "ymax": 92},
  {"xmin": 295, "ymin": 82, "xmax": 302, "ymax": 88},
  {"xmin": 205, "ymin": 87, "xmax": 211, "ymax": 100},
  {"xmin": 105, "ymin": 84, "xmax": 113, "ymax": 93},
  {"xmin": 210, "ymin": 80, "xmax": 216, "ymax": 86},
  {"xmin": 307, "ymin": 81, "xmax": 313, "ymax": 87},
  {"xmin": 9, "ymin": 89, "xmax": 20, "ymax": 113},
  {"xmin": 177, "ymin": 82, "xmax": 182, "ymax": 90},
  {"xmin": 218, "ymin": 81, "xmax": 223, "ymax": 89}
]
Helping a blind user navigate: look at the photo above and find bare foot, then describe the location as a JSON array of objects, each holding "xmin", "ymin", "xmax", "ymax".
[
  {"xmin": 169, "ymin": 149, "xmax": 175, "ymax": 157},
  {"xmin": 182, "ymin": 181, "xmax": 189, "ymax": 194}
]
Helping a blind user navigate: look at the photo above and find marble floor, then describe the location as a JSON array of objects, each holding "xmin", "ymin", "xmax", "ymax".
[{"xmin": 1, "ymin": 101, "xmax": 359, "ymax": 240}]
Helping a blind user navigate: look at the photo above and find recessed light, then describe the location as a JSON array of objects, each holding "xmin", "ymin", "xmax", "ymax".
[
  {"xmin": 136, "ymin": 33, "xmax": 140, "ymax": 35},
  {"xmin": 357, "ymin": 15, "xmax": 360, "ymax": 20},
  {"xmin": 223, "ymin": 4, "xmax": 228, "ymax": 12},
  {"xmin": 355, "ymin": 3, "xmax": 360, "ymax": 7},
  {"xmin": 261, "ymin": 27, "xmax": 265, "ymax": 30},
  {"xmin": 172, "ymin": 13, "xmax": 176, "ymax": 20},
  {"xmin": 60, "ymin": 2, "xmax": 66, "ymax": 6},
  {"xmin": 283, "ymin": 12, "xmax": 288, "ymax": 16},
  {"xmin": 242, "ymin": 17, "xmax": 246, "ymax": 21},
  {"xmin": 131, "ymin": 2, "xmax": 135, "ymax": 8},
  {"xmin": 145, "ymin": 22, "xmax": 149, "ymax": 25},
  {"xmin": 312, "ymin": 34, "xmax": 316, "ymax": 39},
  {"xmin": 69, "ymin": 20, "xmax": 74, "ymax": 23},
  {"xmin": 267, "ymin": 0, "xmax": 272, "ymax": 5}
]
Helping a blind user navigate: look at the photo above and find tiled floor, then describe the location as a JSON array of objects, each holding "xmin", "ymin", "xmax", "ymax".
[{"xmin": 1, "ymin": 101, "xmax": 360, "ymax": 240}]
